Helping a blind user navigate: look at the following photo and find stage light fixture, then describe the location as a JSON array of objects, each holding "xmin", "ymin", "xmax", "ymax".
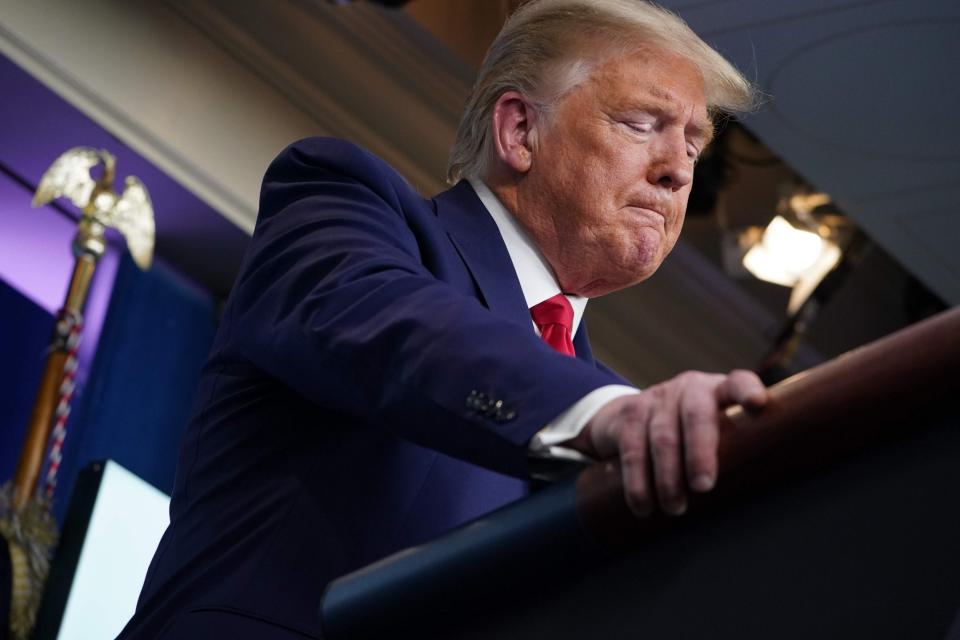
[{"xmin": 739, "ymin": 191, "xmax": 848, "ymax": 313}]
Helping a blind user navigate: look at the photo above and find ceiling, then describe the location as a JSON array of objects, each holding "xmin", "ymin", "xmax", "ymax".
[{"xmin": 0, "ymin": 0, "xmax": 954, "ymax": 382}]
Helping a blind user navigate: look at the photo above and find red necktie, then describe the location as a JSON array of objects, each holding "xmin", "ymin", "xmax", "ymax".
[{"xmin": 530, "ymin": 293, "xmax": 575, "ymax": 357}]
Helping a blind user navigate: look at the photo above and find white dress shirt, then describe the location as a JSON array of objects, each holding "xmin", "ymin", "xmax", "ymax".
[{"xmin": 468, "ymin": 178, "xmax": 639, "ymax": 461}]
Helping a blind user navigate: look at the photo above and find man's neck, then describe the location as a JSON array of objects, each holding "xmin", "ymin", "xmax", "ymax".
[{"xmin": 467, "ymin": 177, "xmax": 587, "ymax": 335}]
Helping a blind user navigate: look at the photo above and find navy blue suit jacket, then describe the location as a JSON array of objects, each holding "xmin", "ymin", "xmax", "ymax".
[{"xmin": 119, "ymin": 138, "xmax": 622, "ymax": 638}]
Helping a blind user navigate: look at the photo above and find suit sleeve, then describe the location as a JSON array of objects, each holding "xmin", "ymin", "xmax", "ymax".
[{"xmin": 227, "ymin": 139, "xmax": 621, "ymax": 477}]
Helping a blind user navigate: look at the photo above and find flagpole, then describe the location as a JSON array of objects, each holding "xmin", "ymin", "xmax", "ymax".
[{"xmin": 1, "ymin": 147, "xmax": 154, "ymax": 640}]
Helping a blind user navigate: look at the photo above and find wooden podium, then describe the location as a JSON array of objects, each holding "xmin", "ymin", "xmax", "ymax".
[{"xmin": 321, "ymin": 308, "xmax": 960, "ymax": 639}]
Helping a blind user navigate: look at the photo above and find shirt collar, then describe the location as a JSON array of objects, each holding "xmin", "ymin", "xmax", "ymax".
[{"xmin": 468, "ymin": 177, "xmax": 588, "ymax": 335}]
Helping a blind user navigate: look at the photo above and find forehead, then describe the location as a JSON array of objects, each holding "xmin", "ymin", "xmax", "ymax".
[{"xmin": 584, "ymin": 48, "xmax": 711, "ymax": 131}]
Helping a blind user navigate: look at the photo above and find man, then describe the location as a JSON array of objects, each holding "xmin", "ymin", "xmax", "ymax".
[{"xmin": 120, "ymin": 1, "xmax": 764, "ymax": 637}]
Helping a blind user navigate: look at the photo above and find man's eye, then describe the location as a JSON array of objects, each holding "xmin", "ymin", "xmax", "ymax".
[
  {"xmin": 625, "ymin": 121, "xmax": 653, "ymax": 134},
  {"xmin": 687, "ymin": 145, "xmax": 701, "ymax": 164}
]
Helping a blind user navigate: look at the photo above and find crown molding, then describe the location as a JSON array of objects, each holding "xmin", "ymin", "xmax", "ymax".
[{"xmin": 166, "ymin": 0, "xmax": 476, "ymax": 195}]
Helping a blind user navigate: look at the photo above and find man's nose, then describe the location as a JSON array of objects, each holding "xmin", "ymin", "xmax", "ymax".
[{"xmin": 647, "ymin": 131, "xmax": 694, "ymax": 191}]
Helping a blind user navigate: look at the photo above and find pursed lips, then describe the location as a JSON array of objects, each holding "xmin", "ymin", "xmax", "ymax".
[{"xmin": 626, "ymin": 203, "xmax": 667, "ymax": 227}]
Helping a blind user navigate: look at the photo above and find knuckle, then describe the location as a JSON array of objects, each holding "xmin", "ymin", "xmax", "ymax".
[
  {"xmin": 677, "ymin": 370, "xmax": 721, "ymax": 391},
  {"xmin": 650, "ymin": 430, "xmax": 679, "ymax": 453},
  {"xmin": 705, "ymin": 373, "xmax": 727, "ymax": 389},
  {"xmin": 620, "ymin": 448, "xmax": 646, "ymax": 467},
  {"xmin": 618, "ymin": 400, "xmax": 645, "ymax": 423},
  {"xmin": 617, "ymin": 421, "xmax": 645, "ymax": 449},
  {"xmin": 681, "ymin": 404, "xmax": 713, "ymax": 428},
  {"xmin": 730, "ymin": 368, "xmax": 757, "ymax": 381},
  {"xmin": 646, "ymin": 384, "xmax": 669, "ymax": 404}
]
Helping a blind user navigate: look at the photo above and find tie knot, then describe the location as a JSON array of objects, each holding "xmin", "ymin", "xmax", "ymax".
[{"xmin": 530, "ymin": 293, "xmax": 573, "ymax": 331}]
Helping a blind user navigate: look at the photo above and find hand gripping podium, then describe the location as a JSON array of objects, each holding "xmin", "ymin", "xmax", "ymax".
[{"xmin": 321, "ymin": 308, "xmax": 960, "ymax": 639}]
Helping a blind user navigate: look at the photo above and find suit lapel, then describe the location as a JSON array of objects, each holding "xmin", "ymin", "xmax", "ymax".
[
  {"xmin": 434, "ymin": 180, "xmax": 531, "ymax": 328},
  {"xmin": 434, "ymin": 181, "xmax": 599, "ymax": 368},
  {"xmin": 572, "ymin": 320, "xmax": 596, "ymax": 366}
]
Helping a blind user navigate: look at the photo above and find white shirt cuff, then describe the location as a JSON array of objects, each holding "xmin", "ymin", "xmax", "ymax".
[{"xmin": 528, "ymin": 385, "xmax": 640, "ymax": 462}]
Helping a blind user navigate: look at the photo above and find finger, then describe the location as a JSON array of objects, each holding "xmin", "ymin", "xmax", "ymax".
[
  {"xmin": 619, "ymin": 418, "xmax": 653, "ymax": 517},
  {"xmin": 647, "ymin": 384, "xmax": 687, "ymax": 515},
  {"xmin": 716, "ymin": 369, "xmax": 767, "ymax": 410},
  {"xmin": 680, "ymin": 379, "xmax": 722, "ymax": 493}
]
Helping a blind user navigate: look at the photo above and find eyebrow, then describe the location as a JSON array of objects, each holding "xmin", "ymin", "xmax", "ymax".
[{"xmin": 643, "ymin": 86, "xmax": 715, "ymax": 147}]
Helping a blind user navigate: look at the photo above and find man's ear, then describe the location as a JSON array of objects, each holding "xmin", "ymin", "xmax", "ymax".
[{"xmin": 491, "ymin": 91, "xmax": 538, "ymax": 175}]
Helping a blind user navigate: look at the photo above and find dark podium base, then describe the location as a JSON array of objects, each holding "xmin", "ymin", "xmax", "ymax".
[{"xmin": 450, "ymin": 409, "xmax": 960, "ymax": 640}]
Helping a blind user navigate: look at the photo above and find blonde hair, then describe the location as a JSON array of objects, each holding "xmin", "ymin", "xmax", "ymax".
[{"xmin": 447, "ymin": 0, "xmax": 758, "ymax": 183}]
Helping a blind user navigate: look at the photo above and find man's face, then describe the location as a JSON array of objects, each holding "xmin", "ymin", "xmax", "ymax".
[{"xmin": 515, "ymin": 47, "xmax": 710, "ymax": 297}]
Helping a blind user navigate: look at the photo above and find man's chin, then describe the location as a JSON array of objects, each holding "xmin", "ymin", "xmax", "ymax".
[
  {"xmin": 621, "ymin": 260, "xmax": 664, "ymax": 291},
  {"xmin": 575, "ymin": 269, "xmax": 657, "ymax": 297}
]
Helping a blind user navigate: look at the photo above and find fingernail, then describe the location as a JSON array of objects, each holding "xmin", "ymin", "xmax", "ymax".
[
  {"xmin": 692, "ymin": 474, "xmax": 715, "ymax": 492},
  {"xmin": 669, "ymin": 499, "xmax": 687, "ymax": 516}
]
